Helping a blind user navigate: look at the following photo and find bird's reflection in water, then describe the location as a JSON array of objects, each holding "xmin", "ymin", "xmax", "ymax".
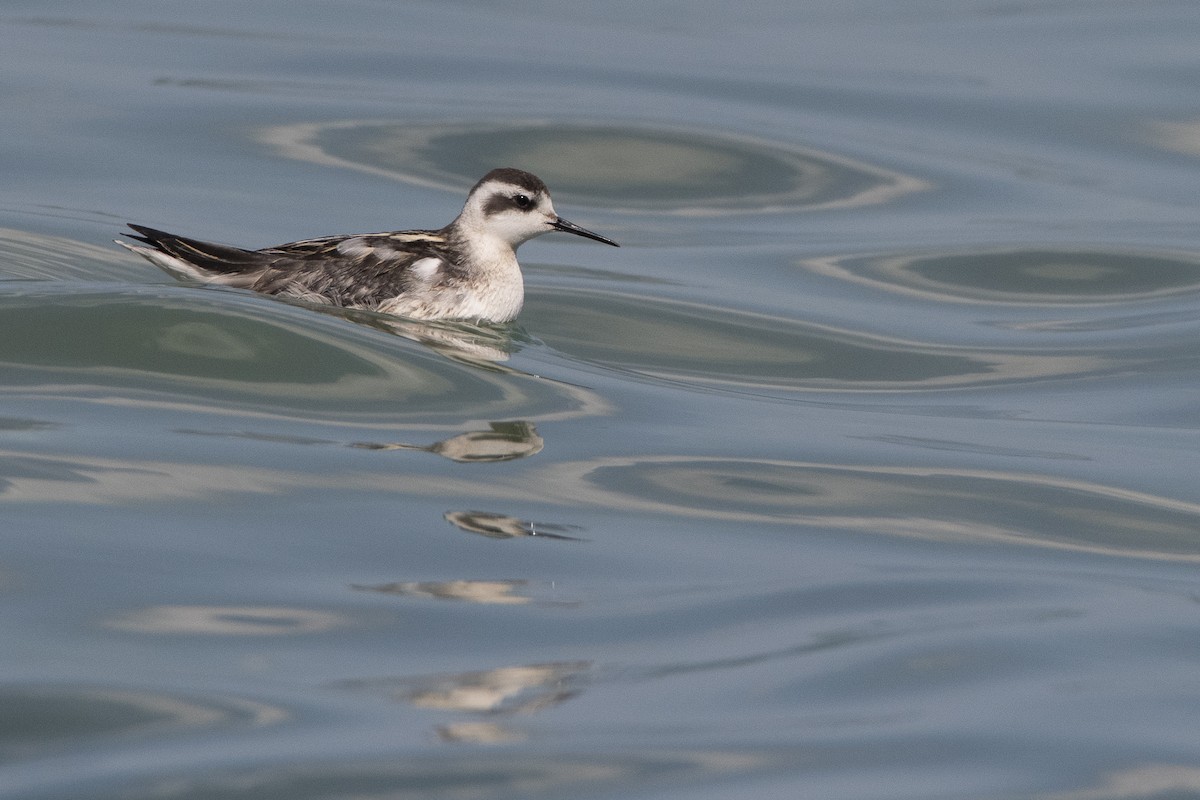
[
  {"xmin": 352, "ymin": 421, "xmax": 543, "ymax": 462},
  {"xmin": 351, "ymin": 579, "xmax": 533, "ymax": 605},
  {"xmin": 338, "ymin": 661, "xmax": 591, "ymax": 743},
  {"xmin": 336, "ymin": 306, "xmax": 524, "ymax": 366},
  {"xmin": 403, "ymin": 662, "xmax": 589, "ymax": 714},
  {"xmin": 443, "ymin": 510, "xmax": 584, "ymax": 541},
  {"xmin": 176, "ymin": 421, "xmax": 543, "ymax": 462}
]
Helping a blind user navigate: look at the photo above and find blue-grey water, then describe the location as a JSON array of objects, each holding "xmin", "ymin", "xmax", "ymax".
[{"xmin": 4, "ymin": 2, "xmax": 1200, "ymax": 798}]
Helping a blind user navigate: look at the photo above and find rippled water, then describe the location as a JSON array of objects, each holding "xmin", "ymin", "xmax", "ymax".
[{"xmin": 4, "ymin": 2, "xmax": 1200, "ymax": 798}]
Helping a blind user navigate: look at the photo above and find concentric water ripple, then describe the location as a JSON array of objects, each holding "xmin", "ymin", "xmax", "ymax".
[
  {"xmin": 528, "ymin": 456, "xmax": 1200, "ymax": 560},
  {"xmin": 803, "ymin": 248, "xmax": 1200, "ymax": 305},
  {"xmin": 0, "ymin": 287, "xmax": 606, "ymax": 425},
  {"xmin": 0, "ymin": 228, "xmax": 145, "ymax": 282},
  {"xmin": 261, "ymin": 121, "xmax": 927, "ymax": 214},
  {"xmin": 0, "ymin": 684, "xmax": 284, "ymax": 759},
  {"xmin": 523, "ymin": 287, "xmax": 1107, "ymax": 391}
]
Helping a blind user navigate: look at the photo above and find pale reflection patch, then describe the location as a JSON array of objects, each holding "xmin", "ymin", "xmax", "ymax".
[
  {"xmin": 436, "ymin": 721, "xmax": 526, "ymax": 744},
  {"xmin": 353, "ymin": 421, "xmax": 544, "ymax": 462},
  {"xmin": 156, "ymin": 321, "xmax": 259, "ymax": 361},
  {"xmin": 443, "ymin": 510, "xmax": 584, "ymax": 540},
  {"xmin": 340, "ymin": 661, "xmax": 590, "ymax": 744},
  {"xmin": 402, "ymin": 662, "xmax": 587, "ymax": 713},
  {"xmin": 1148, "ymin": 119, "xmax": 1200, "ymax": 156},
  {"xmin": 1044, "ymin": 764, "xmax": 1200, "ymax": 799},
  {"xmin": 352, "ymin": 580, "xmax": 533, "ymax": 605},
  {"xmin": 342, "ymin": 661, "xmax": 588, "ymax": 711},
  {"xmin": 105, "ymin": 605, "xmax": 347, "ymax": 635}
]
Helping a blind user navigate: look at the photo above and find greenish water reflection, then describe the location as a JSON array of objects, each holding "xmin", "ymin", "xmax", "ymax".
[
  {"xmin": 0, "ymin": 289, "xmax": 604, "ymax": 424},
  {"xmin": 539, "ymin": 456, "xmax": 1200, "ymax": 560},
  {"xmin": 263, "ymin": 120, "xmax": 926, "ymax": 214},
  {"xmin": 524, "ymin": 288, "xmax": 1105, "ymax": 390},
  {"xmin": 807, "ymin": 248, "xmax": 1200, "ymax": 304}
]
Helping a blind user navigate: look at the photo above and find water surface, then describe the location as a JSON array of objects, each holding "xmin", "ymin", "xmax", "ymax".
[{"xmin": 3, "ymin": 2, "xmax": 1200, "ymax": 798}]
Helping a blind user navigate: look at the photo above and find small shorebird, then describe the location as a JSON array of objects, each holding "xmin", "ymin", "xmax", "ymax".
[{"xmin": 117, "ymin": 168, "xmax": 618, "ymax": 323}]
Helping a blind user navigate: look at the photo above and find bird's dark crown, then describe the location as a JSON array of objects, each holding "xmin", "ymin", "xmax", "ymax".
[{"xmin": 471, "ymin": 168, "xmax": 549, "ymax": 198}]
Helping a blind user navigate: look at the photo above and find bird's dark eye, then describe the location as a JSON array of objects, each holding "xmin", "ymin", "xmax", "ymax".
[{"xmin": 513, "ymin": 194, "xmax": 532, "ymax": 210}]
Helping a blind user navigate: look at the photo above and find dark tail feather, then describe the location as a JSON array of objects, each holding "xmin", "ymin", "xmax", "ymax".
[
  {"xmin": 121, "ymin": 223, "xmax": 268, "ymax": 275},
  {"xmin": 122, "ymin": 223, "xmax": 166, "ymax": 247}
]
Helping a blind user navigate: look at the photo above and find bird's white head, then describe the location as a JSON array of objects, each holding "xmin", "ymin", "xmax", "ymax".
[{"xmin": 454, "ymin": 168, "xmax": 619, "ymax": 250}]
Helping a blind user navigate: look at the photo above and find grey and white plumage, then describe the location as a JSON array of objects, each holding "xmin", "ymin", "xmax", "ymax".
[{"xmin": 116, "ymin": 167, "xmax": 618, "ymax": 323}]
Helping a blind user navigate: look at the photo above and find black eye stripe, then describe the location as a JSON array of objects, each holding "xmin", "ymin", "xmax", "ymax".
[{"xmin": 482, "ymin": 190, "xmax": 540, "ymax": 217}]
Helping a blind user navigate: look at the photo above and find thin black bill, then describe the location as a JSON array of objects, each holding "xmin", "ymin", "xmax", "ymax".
[{"xmin": 551, "ymin": 217, "xmax": 620, "ymax": 247}]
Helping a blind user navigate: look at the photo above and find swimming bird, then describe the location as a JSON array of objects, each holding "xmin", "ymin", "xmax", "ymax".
[{"xmin": 116, "ymin": 168, "xmax": 618, "ymax": 323}]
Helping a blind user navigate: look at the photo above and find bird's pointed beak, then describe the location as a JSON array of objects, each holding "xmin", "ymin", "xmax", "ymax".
[{"xmin": 551, "ymin": 217, "xmax": 620, "ymax": 247}]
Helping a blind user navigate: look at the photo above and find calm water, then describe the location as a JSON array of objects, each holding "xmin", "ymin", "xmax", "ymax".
[{"xmin": 3, "ymin": 2, "xmax": 1200, "ymax": 798}]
